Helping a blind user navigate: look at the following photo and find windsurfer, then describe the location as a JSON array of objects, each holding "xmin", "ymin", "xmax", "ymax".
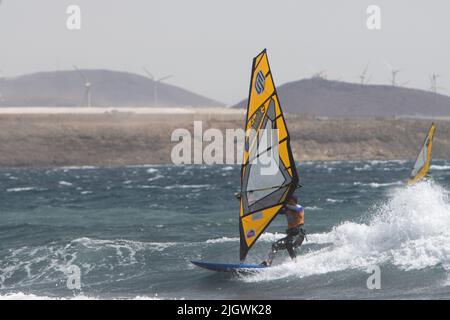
[
  {"xmin": 407, "ymin": 123, "xmax": 436, "ymax": 185},
  {"xmin": 261, "ymin": 195, "xmax": 306, "ymax": 266}
]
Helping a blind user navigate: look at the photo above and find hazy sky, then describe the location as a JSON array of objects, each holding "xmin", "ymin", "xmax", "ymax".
[{"xmin": 0, "ymin": 0, "xmax": 449, "ymax": 104}]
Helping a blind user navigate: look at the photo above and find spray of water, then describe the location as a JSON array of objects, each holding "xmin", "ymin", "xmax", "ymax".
[{"xmin": 245, "ymin": 181, "xmax": 450, "ymax": 282}]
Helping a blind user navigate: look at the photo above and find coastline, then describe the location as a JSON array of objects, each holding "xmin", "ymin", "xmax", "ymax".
[{"xmin": 0, "ymin": 107, "xmax": 448, "ymax": 167}]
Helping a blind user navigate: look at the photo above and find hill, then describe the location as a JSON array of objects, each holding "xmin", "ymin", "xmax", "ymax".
[
  {"xmin": 234, "ymin": 78, "xmax": 450, "ymax": 117},
  {"xmin": 0, "ymin": 70, "xmax": 224, "ymax": 108}
]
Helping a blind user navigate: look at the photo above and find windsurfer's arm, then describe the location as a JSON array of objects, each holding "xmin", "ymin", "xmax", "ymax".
[
  {"xmin": 285, "ymin": 203, "xmax": 303, "ymax": 213},
  {"xmin": 299, "ymin": 209, "xmax": 304, "ymax": 222}
]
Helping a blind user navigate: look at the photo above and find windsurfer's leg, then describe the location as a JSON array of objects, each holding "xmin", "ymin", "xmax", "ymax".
[
  {"xmin": 266, "ymin": 238, "xmax": 287, "ymax": 266},
  {"xmin": 293, "ymin": 234, "xmax": 305, "ymax": 248},
  {"xmin": 291, "ymin": 229, "xmax": 306, "ymax": 259},
  {"xmin": 285, "ymin": 237, "xmax": 297, "ymax": 260},
  {"xmin": 286, "ymin": 245, "xmax": 297, "ymax": 260}
]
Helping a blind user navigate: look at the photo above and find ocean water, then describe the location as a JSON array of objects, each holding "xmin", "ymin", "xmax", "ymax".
[{"xmin": 1, "ymin": 160, "xmax": 450, "ymax": 300}]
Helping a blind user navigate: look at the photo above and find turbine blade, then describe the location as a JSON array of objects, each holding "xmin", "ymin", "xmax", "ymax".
[
  {"xmin": 143, "ymin": 67, "xmax": 154, "ymax": 80},
  {"xmin": 73, "ymin": 65, "xmax": 89, "ymax": 83},
  {"xmin": 362, "ymin": 62, "xmax": 370, "ymax": 75},
  {"xmin": 157, "ymin": 74, "xmax": 173, "ymax": 82}
]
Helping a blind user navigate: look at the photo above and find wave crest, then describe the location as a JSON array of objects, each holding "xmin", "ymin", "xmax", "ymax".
[{"xmin": 245, "ymin": 181, "xmax": 450, "ymax": 282}]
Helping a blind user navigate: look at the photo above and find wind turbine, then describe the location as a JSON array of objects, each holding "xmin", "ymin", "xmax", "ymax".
[
  {"xmin": 311, "ymin": 70, "xmax": 327, "ymax": 80},
  {"xmin": 386, "ymin": 63, "xmax": 409, "ymax": 87},
  {"xmin": 73, "ymin": 65, "xmax": 94, "ymax": 107},
  {"xmin": 390, "ymin": 69, "xmax": 400, "ymax": 86},
  {"xmin": 143, "ymin": 67, "xmax": 173, "ymax": 107},
  {"xmin": 359, "ymin": 62, "xmax": 372, "ymax": 85},
  {"xmin": 389, "ymin": 69, "xmax": 409, "ymax": 87},
  {"xmin": 429, "ymin": 73, "xmax": 443, "ymax": 94},
  {"xmin": 304, "ymin": 64, "xmax": 328, "ymax": 80}
]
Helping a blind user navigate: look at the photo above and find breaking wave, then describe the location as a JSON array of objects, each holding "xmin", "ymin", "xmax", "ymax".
[
  {"xmin": 0, "ymin": 292, "xmax": 162, "ymax": 300},
  {"xmin": 244, "ymin": 181, "xmax": 450, "ymax": 282},
  {"xmin": 0, "ymin": 238, "xmax": 177, "ymax": 290}
]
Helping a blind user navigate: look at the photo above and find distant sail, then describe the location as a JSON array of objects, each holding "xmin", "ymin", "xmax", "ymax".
[
  {"xmin": 239, "ymin": 49, "xmax": 299, "ymax": 262},
  {"xmin": 407, "ymin": 123, "xmax": 436, "ymax": 185}
]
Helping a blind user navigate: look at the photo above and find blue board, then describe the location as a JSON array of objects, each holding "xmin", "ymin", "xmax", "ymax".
[{"xmin": 191, "ymin": 260, "xmax": 268, "ymax": 273}]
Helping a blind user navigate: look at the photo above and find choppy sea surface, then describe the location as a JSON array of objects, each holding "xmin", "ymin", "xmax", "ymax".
[{"xmin": 1, "ymin": 160, "xmax": 450, "ymax": 299}]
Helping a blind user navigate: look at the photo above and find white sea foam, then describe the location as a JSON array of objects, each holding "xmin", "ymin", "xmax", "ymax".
[
  {"xmin": 206, "ymin": 237, "xmax": 238, "ymax": 244},
  {"xmin": 59, "ymin": 181, "xmax": 73, "ymax": 186},
  {"xmin": 368, "ymin": 181, "xmax": 403, "ymax": 188},
  {"xmin": 6, "ymin": 187, "xmax": 41, "ymax": 193},
  {"xmin": 205, "ymin": 232, "xmax": 284, "ymax": 244},
  {"xmin": 354, "ymin": 164, "xmax": 372, "ymax": 171},
  {"xmin": 368, "ymin": 160, "xmax": 407, "ymax": 166},
  {"xmin": 304, "ymin": 206, "xmax": 322, "ymax": 211},
  {"xmin": 0, "ymin": 292, "xmax": 99, "ymax": 300},
  {"xmin": 164, "ymin": 184, "xmax": 211, "ymax": 189},
  {"xmin": 382, "ymin": 167, "xmax": 403, "ymax": 171},
  {"xmin": 353, "ymin": 181, "xmax": 403, "ymax": 188},
  {"xmin": 136, "ymin": 185, "xmax": 153, "ymax": 189},
  {"xmin": 244, "ymin": 181, "xmax": 450, "ymax": 282},
  {"xmin": 0, "ymin": 238, "xmax": 178, "ymax": 290},
  {"xmin": 128, "ymin": 185, "xmax": 162, "ymax": 189},
  {"xmin": 148, "ymin": 174, "xmax": 164, "ymax": 182},
  {"xmin": 326, "ymin": 198, "xmax": 343, "ymax": 203},
  {"xmin": 60, "ymin": 166, "xmax": 97, "ymax": 170},
  {"xmin": 258, "ymin": 232, "xmax": 285, "ymax": 242},
  {"xmin": 325, "ymin": 161, "xmax": 344, "ymax": 165},
  {"xmin": 71, "ymin": 237, "xmax": 177, "ymax": 253},
  {"xmin": 430, "ymin": 165, "xmax": 450, "ymax": 171},
  {"xmin": 0, "ymin": 292, "xmax": 162, "ymax": 300}
]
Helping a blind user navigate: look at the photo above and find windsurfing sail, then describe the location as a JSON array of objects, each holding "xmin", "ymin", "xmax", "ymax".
[
  {"xmin": 239, "ymin": 49, "xmax": 299, "ymax": 262},
  {"xmin": 407, "ymin": 123, "xmax": 436, "ymax": 185}
]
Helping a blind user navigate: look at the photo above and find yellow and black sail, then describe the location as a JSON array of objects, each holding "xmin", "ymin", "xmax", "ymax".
[
  {"xmin": 407, "ymin": 123, "xmax": 436, "ymax": 185},
  {"xmin": 239, "ymin": 49, "xmax": 299, "ymax": 262}
]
